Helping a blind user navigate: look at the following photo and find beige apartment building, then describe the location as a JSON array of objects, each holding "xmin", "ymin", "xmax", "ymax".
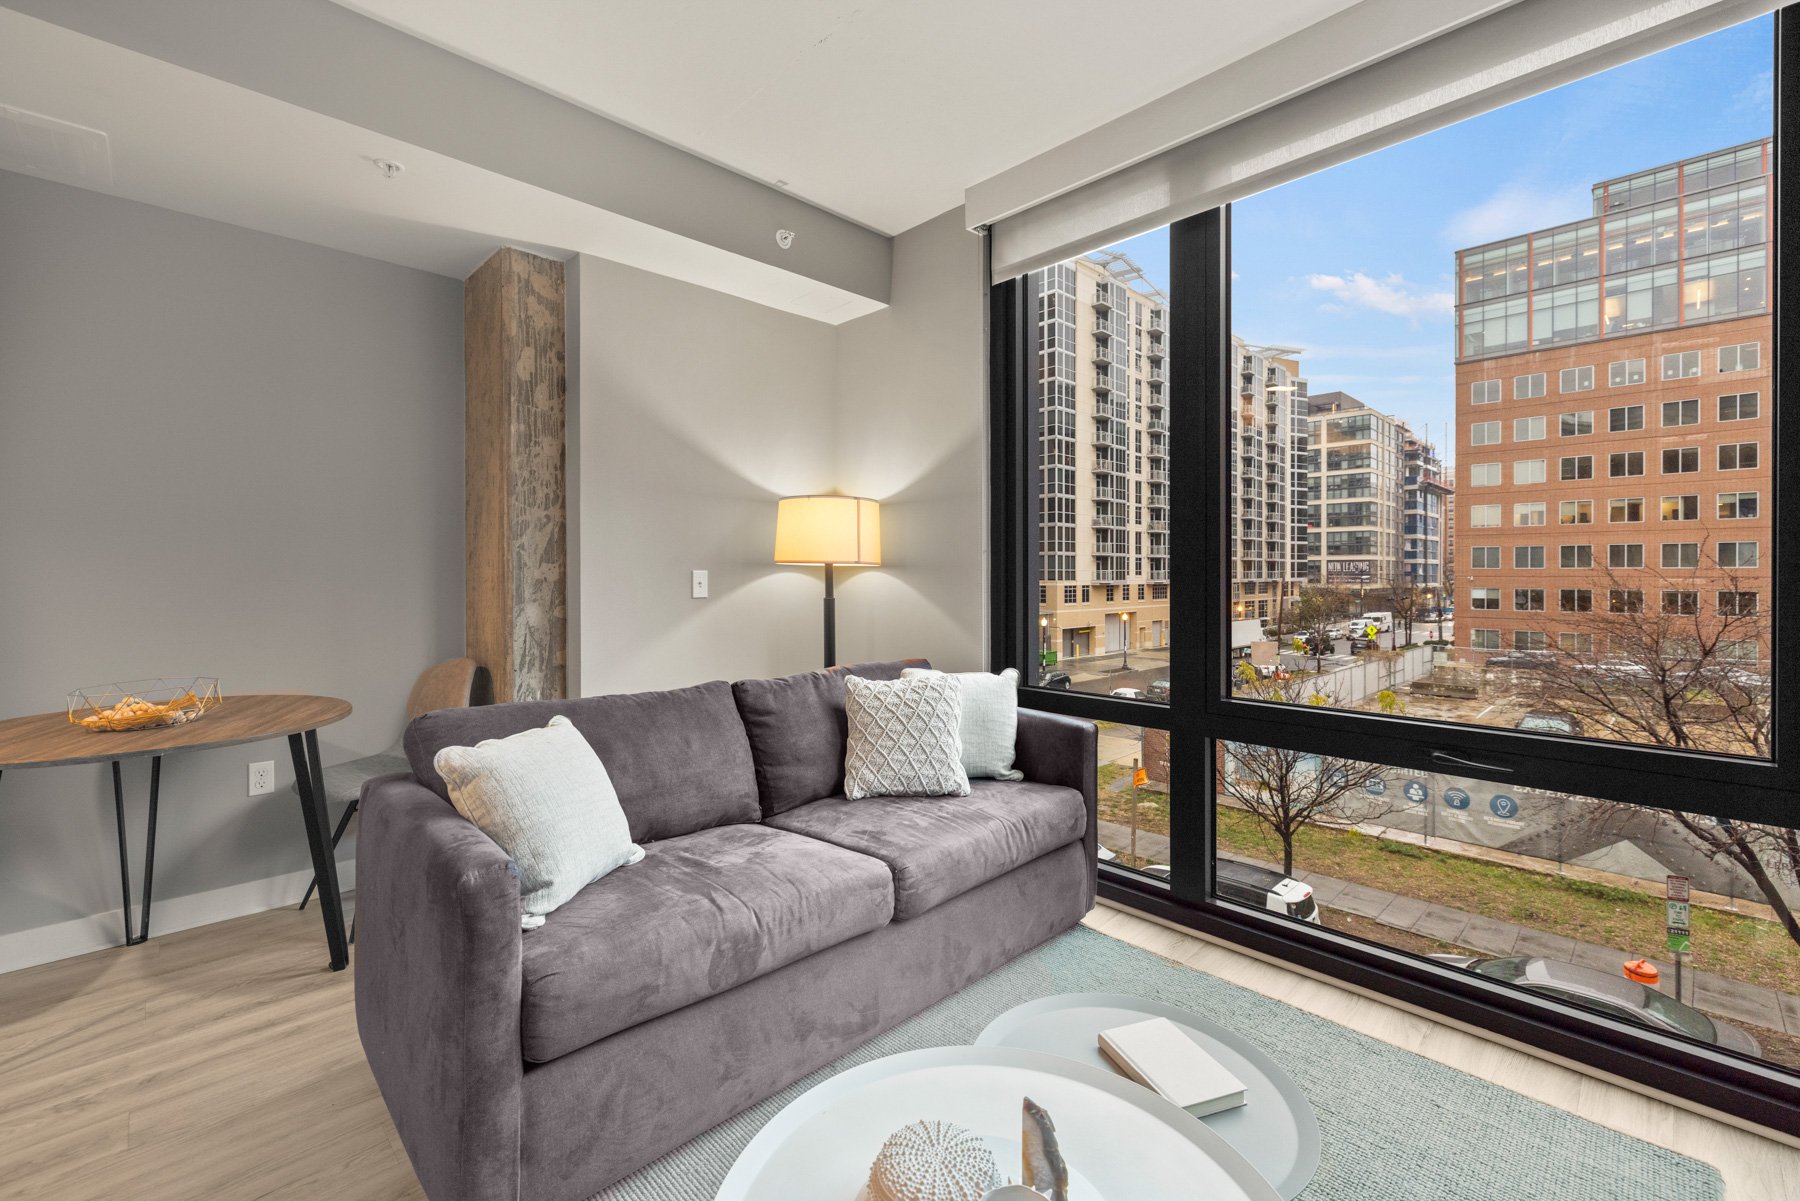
[
  {"xmin": 1306, "ymin": 391, "xmax": 1406, "ymax": 595},
  {"xmin": 1454, "ymin": 141, "xmax": 1771, "ymax": 662},
  {"xmin": 1034, "ymin": 253, "xmax": 1171, "ymax": 668},
  {"xmin": 1230, "ymin": 341, "xmax": 1312, "ymax": 622}
]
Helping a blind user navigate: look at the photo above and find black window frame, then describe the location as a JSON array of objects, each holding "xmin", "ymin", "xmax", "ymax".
[{"xmin": 988, "ymin": 9, "xmax": 1800, "ymax": 1133}]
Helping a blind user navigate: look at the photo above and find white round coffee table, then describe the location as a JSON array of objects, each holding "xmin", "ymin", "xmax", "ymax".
[
  {"xmin": 974, "ymin": 993, "xmax": 1320, "ymax": 1200},
  {"xmin": 716, "ymin": 1045, "xmax": 1282, "ymax": 1201}
]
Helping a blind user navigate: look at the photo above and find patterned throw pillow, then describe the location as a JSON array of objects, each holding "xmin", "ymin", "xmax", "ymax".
[
  {"xmin": 434, "ymin": 715, "xmax": 644, "ymax": 929},
  {"xmin": 843, "ymin": 674, "xmax": 970, "ymax": 799},
  {"xmin": 900, "ymin": 667, "xmax": 1025, "ymax": 781}
]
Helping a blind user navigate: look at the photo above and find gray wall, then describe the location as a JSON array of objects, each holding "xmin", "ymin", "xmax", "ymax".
[
  {"xmin": 569, "ymin": 208, "xmax": 989, "ymax": 692},
  {"xmin": 0, "ymin": 171, "xmax": 464, "ymax": 949}
]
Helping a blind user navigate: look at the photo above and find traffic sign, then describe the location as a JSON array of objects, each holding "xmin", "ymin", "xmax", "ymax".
[
  {"xmin": 1666, "ymin": 874, "xmax": 1691, "ymax": 903},
  {"xmin": 1443, "ymin": 787, "xmax": 1471, "ymax": 810},
  {"xmin": 1666, "ymin": 899, "xmax": 1691, "ymax": 935},
  {"xmin": 1667, "ymin": 931, "xmax": 1692, "ymax": 954}
]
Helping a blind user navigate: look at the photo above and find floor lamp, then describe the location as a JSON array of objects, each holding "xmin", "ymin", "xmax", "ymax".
[{"xmin": 774, "ymin": 495, "xmax": 881, "ymax": 669}]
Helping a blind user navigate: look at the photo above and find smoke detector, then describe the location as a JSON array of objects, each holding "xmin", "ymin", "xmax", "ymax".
[
  {"xmin": 372, "ymin": 158, "xmax": 405, "ymax": 179},
  {"xmin": 775, "ymin": 229, "xmax": 796, "ymax": 250}
]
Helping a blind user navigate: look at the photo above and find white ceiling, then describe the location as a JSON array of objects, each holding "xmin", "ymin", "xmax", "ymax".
[{"xmin": 331, "ymin": 0, "xmax": 1363, "ymax": 236}]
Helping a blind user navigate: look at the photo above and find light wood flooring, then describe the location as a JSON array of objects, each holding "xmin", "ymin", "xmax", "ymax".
[{"xmin": 0, "ymin": 900, "xmax": 1793, "ymax": 1200}]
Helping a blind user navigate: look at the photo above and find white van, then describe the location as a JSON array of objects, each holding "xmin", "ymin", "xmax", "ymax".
[{"xmin": 1359, "ymin": 611, "xmax": 1393, "ymax": 634}]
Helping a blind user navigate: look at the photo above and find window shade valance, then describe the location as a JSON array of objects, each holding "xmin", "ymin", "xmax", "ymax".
[{"xmin": 978, "ymin": 0, "xmax": 1778, "ymax": 282}]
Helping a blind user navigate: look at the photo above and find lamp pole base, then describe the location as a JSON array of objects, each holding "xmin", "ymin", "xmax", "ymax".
[{"xmin": 822, "ymin": 562, "xmax": 836, "ymax": 669}]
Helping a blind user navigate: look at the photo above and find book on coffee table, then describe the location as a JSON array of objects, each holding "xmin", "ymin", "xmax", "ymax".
[{"xmin": 1098, "ymin": 1017, "xmax": 1247, "ymax": 1116}]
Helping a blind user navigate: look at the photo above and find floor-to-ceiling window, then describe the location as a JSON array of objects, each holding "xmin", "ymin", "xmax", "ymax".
[{"xmin": 992, "ymin": 8, "xmax": 1797, "ymax": 1126}]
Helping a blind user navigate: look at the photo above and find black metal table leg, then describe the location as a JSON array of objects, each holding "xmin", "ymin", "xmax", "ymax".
[
  {"xmin": 109, "ymin": 756, "xmax": 162, "ymax": 946},
  {"xmin": 298, "ymin": 797, "xmax": 358, "ymax": 912},
  {"xmin": 290, "ymin": 730, "xmax": 349, "ymax": 971}
]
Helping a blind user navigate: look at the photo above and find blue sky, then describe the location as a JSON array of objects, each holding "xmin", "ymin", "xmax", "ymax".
[{"xmin": 1105, "ymin": 14, "xmax": 1773, "ymax": 464}]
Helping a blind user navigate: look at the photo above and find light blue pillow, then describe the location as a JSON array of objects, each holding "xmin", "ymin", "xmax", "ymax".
[{"xmin": 901, "ymin": 667, "xmax": 1025, "ymax": 782}]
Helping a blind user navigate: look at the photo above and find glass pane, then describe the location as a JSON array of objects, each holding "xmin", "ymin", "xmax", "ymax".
[
  {"xmin": 1217, "ymin": 739, "xmax": 1800, "ymax": 1070},
  {"xmin": 1228, "ymin": 16, "xmax": 1773, "ymax": 758},
  {"xmin": 1093, "ymin": 723, "xmax": 1175, "ymax": 881},
  {"xmin": 1031, "ymin": 234, "xmax": 1173, "ymax": 701}
]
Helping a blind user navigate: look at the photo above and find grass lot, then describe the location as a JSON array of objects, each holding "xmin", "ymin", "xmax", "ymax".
[{"xmin": 1213, "ymin": 806, "xmax": 1800, "ymax": 990}]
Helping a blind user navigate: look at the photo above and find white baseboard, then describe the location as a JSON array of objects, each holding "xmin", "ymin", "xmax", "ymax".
[{"xmin": 0, "ymin": 858, "xmax": 356, "ymax": 976}]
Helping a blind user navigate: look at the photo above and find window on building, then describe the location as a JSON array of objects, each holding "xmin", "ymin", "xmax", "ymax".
[
  {"xmin": 1514, "ymin": 587, "xmax": 1546, "ymax": 609},
  {"xmin": 1607, "ymin": 404, "xmax": 1644, "ymax": 432},
  {"xmin": 1718, "ymin": 442, "xmax": 1759, "ymax": 470},
  {"xmin": 1514, "ymin": 630, "xmax": 1549, "ymax": 650},
  {"xmin": 1609, "ymin": 589, "xmax": 1645, "ymax": 614},
  {"xmin": 1660, "ymin": 350, "xmax": 1700, "ymax": 380},
  {"xmin": 1661, "ymin": 447, "xmax": 1699, "ymax": 474},
  {"xmin": 1470, "ymin": 504, "xmax": 1501, "ymax": 528},
  {"xmin": 1559, "ymin": 365, "xmax": 1595, "ymax": 392},
  {"xmin": 1513, "ymin": 372, "xmax": 1547, "ymax": 399},
  {"xmin": 1607, "ymin": 544, "xmax": 1644, "ymax": 569},
  {"xmin": 1661, "ymin": 398, "xmax": 1700, "ymax": 427},
  {"xmin": 1470, "ymin": 420, "xmax": 1501, "ymax": 445},
  {"xmin": 1470, "ymin": 379, "xmax": 1502, "ymax": 404},
  {"xmin": 1514, "ymin": 547, "xmax": 1545, "ymax": 570},
  {"xmin": 1560, "ymin": 411, "xmax": 1593, "ymax": 437},
  {"xmin": 1718, "ymin": 343, "xmax": 1760, "ymax": 373},
  {"xmin": 1607, "ymin": 358, "xmax": 1646, "ymax": 386},
  {"xmin": 1662, "ymin": 542, "xmax": 1700, "ymax": 569},
  {"xmin": 1559, "ymin": 500, "xmax": 1593, "ymax": 525},
  {"xmin": 1608, "ymin": 498, "xmax": 1643, "ymax": 523},
  {"xmin": 1560, "ymin": 631, "xmax": 1595, "ymax": 653},
  {"xmin": 1609, "ymin": 451, "xmax": 1644, "ymax": 477},
  {"xmin": 1559, "ymin": 456, "xmax": 1593, "ymax": 481},
  {"xmin": 1559, "ymin": 588, "xmax": 1594, "ymax": 612},
  {"xmin": 1471, "ymin": 546, "xmax": 1502, "ymax": 568},
  {"xmin": 1063, "ymin": 585, "xmax": 1077, "ymax": 604},
  {"xmin": 1514, "ymin": 415, "xmax": 1547, "ymax": 441},
  {"xmin": 1513, "ymin": 502, "xmax": 1547, "ymax": 527},
  {"xmin": 1718, "ymin": 541, "xmax": 1760, "ymax": 568},
  {"xmin": 1470, "ymin": 628, "xmax": 1500, "ymax": 650},
  {"xmin": 1719, "ymin": 392, "xmax": 1760, "ymax": 421},
  {"xmin": 1718, "ymin": 590, "xmax": 1759, "ymax": 616},
  {"xmin": 1718, "ymin": 491, "xmax": 1759, "ymax": 520},
  {"xmin": 1560, "ymin": 545, "xmax": 1593, "ymax": 568},
  {"xmin": 1514, "ymin": 459, "xmax": 1547, "ymax": 484},
  {"xmin": 1660, "ymin": 495, "xmax": 1699, "ymax": 522},
  {"xmin": 1470, "ymin": 463, "xmax": 1501, "ymax": 487},
  {"xmin": 1470, "ymin": 588, "xmax": 1500, "ymax": 610},
  {"xmin": 1662, "ymin": 590, "xmax": 1700, "ymax": 615}
]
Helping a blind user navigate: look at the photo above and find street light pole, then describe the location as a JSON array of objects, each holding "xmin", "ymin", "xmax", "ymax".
[{"xmin": 1120, "ymin": 612, "xmax": 1132, "ymax": 671}]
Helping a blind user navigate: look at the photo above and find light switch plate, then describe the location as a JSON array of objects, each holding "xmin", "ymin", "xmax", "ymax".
[{"xmin": 691, "ymin": 570, "xmax": 709, "ymax": 599}]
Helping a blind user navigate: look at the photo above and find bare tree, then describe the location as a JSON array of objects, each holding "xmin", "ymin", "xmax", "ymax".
[
  {"xmin": 1518, "ymin": 553, "xmax": 1798, "ymax": 946},
  {"xmin": 1383, "ymin": 580, "xmax": 1422, "ymax": 648},
  {"xmin": 1289, "ymin": 586, "xmax": 1357, "ymax": 671},
  {"xmin": 1219, "ymin": 669, "xmax": 1395, "ymax": 874}
]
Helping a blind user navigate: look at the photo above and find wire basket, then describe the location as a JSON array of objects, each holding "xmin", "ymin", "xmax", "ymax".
[{"xmin": 68, "ymin": 677, "xmax": 222, "ymax": 732}]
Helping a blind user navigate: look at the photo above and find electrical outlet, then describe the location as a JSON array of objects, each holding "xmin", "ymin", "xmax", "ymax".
[
  {"xmin": 248, "ymin": 760, "xmax": 275, "ymax": 796},
  {"xmin": 691, "ymin": 569, "xmax": 709, "ymax": 599}
]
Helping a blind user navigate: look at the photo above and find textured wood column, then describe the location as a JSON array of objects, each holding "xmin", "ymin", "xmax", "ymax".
[{"xmin": 465, "ymin": 247, "xmax": 567, "ymax": 703}]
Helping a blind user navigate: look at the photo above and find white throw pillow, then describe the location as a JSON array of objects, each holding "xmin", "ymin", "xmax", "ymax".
[
  {"xmin": 900, "ymin": 667, "xmax": 1025, "ymax": 782},
  {"xmin": 844, "ymin": 674, "xmax": 970, "ymax": 800},
  {"xmin": 433, "ymin": 715, "xmax": 644, "ymax": 929}
]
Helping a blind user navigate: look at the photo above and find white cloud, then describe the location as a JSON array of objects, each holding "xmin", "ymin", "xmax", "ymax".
[
  {"xmin": 1305, "ymin": 272, "xmax": 1452, "ymax": 320},
  {"xmin": 1442, "ymin": 180, "xmax": 1589, "ymax": 247}
]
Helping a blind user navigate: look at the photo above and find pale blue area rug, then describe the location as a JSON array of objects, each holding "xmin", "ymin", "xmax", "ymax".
[{"xmin": 597, "ymin": 925, "xmax": 1723, "ymax": 1200}]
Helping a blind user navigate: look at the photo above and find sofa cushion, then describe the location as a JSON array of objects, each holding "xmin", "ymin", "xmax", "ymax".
[
  {"xmin": 765, "ymin": 779, "xmax": 1087, "ymax": 920},
  {"xmin": 517, "ymin": 823, "xmax": 894, "ymax": 1063},
  {"xmin": 403, "ymin": 681, "xmax": 760, "ymax": 843},
  {"xmin": 731, "ymin": 659, "xmax": 930, "ymax": 817}
]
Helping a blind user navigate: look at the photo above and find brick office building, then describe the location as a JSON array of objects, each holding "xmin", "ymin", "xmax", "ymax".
[{"xmin": 1453, "ymin": 141, "xmax": 1771, "ymax": 664}]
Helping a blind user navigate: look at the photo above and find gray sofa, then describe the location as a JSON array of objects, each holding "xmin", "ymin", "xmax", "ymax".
[{"xmin": 355, "ymin": 659, "xmax": 1099, "ymax": 1201}]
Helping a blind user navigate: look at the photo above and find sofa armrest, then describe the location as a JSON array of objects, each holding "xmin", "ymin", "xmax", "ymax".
[
  {"xmin": 354, "ymin": 774, "xmax": 524, "ymax": 1201},
  {"xmin": 1014, "ymin": 709, "xmax": 1099, "ymax": 911}
]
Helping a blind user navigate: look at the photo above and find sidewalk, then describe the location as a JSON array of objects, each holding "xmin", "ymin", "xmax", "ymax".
[{"xmin": 1094, "ymin": 819, "xmax": 1800, "ymax": 1036}]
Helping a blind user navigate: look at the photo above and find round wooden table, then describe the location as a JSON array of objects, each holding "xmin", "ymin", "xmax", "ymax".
[{"xmin": 0, "ymin": 694, "xmax": 355, "ymax": 970}]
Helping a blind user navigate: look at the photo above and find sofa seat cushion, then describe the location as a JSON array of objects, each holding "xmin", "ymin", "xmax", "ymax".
[
  {"xmin": 517, "ymin": 823, "xmax": 893, "ymax": 1063},
  {"xmin": 765, "ymin": 780, "xmax": 1087, "ymax": 921}
]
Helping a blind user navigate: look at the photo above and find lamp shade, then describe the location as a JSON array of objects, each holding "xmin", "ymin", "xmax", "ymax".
[{"xmin": 773, "ymin": 495, "xmax": 881, "ymax": 566}]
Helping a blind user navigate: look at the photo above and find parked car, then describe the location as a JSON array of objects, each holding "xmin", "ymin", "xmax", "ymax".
[
  {"xmin": 1145, "ymin": 679, "xmax": 1172, "ymax": 702},
  {"xmin": 1515, "ymin": 711, "xmax": 1581, "ymax": 735},
  {"xmin": 1484, "ymin": 650, "xmax": 1557, "ymax": 671},
  {"xmin": 1574, "ymin": 658, "xmax": 1653, "ymax": 681},
  {"xmin": 1109, "ymin": 687, "xmax": 1146, "ymax": 700},
  {"xmin": 1431, "ymin": 956, "xmax": 1760, "ymax": 1055},
  {"xmin": 1348, "ymin": 637, "xmax": 1379, "ymax": 653},
  {"xmin": 1039, "ymin": 671, "xmax": 1072, "ymax": 690},
  {"xmin": 1217, "ymin": 857, "xmax": 1320, "ymax": 923}
]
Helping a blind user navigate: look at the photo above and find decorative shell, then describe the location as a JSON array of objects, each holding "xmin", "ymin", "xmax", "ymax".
[{"xmin": 868, "ymin": 1119, "xmax": 1000, "ymax": 1201}]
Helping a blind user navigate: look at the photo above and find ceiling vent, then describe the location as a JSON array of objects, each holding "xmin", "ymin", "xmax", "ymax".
[{"xmin": 0, "ymin": 104, "xmax": 113, "ymax": 189}]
